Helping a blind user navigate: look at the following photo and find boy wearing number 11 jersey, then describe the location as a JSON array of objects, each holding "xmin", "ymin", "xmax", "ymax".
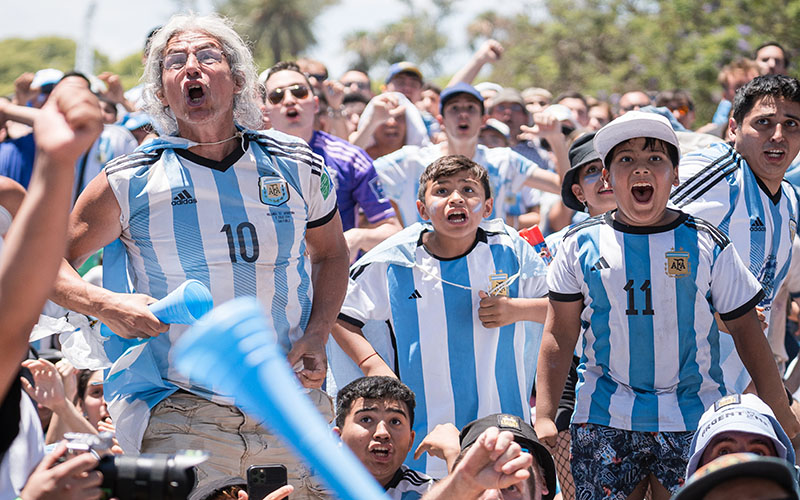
[{"xmin": 533, "ymin": 112, "xmax": 799, "ymax": 500}]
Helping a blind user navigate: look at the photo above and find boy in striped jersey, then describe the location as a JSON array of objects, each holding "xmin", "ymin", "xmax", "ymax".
[
  {"xmin": 671, "ymin": 75, "xmax": 800, "ymax": 393},
  {"xmin": 331, "ymin": 154, "xmax": 549, "ymax": 478},
  {"xmin": 534, "ymin": 112, "xmax": 799, "ymax": 500}
]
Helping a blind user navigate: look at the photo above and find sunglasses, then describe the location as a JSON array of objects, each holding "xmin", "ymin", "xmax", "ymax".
[
  {"xmin": 307, "ymin": 73, "xmax": 328, "ymax": 82},
  {"xmin": 163, "ymin": 48, "xmax": 225, "ymax": 70},
  {"xmin": 267, "ymin": 84, "xmax": 311, "ymax": 105}
]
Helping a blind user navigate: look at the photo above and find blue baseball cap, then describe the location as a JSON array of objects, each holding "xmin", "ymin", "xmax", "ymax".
[
  {"xmin": 385, "ymin": 62, "xmax": 423, "ymax": 84},
  {"xmin": 439, "ymin": 82, "xmax": 484, "ymax": 114}
]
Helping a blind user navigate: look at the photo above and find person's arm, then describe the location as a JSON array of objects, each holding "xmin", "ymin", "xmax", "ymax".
[
  {"xmin": 446, "ymin": 39, "xmax": 504, "ymax": 87},
  {"xmin": 422, "ymin": 427, "xmax": 533, "ymax": 500},
  {"xmin": 0, "ymin": 98, "xmax": 39, "ymax": 126},
  {"xmin": 349, "ymin": 94, "xmax": 404, "ymax": 148},
  {"xmin": 726, "ymin": 308, "xmax": 800, "ymax": 438},
  {"xmin": 321, "ymin": 80, "xmax": 350, "ymax": 140},
  {"xmin": 478, "ymin": 294, "xmax": 549, "ymax": 326},
  {"xmin": 20, "ymin": 359, "xmax": 98, "ymax": 443},
  {"xmin": 533, "ymin": 299, "xmax": 583, "ymax": 447},
  {"xmin": 0, "ymin": 176, "xmax": 26, "ymax": 223},
  {"xmin": 286, "ymin": 211, "xmax": 350, "ymax": 388},
  {"xmin": 98, "ymin": 72, "xmax": 136, "ymax": 113},
  {"xmin": 48, "ymin": 171, "xmax": 168, "ymax": 339},
  {"xmin": 0, "ymin": 77, "xmax": 103, "ymax": 403},
  {"xmin": 522, "ymin": 167, "xmax": 561, "ymax": 194},
  {"xmin": 343, "ymin": 216, "xmax": 402, "ymax": 257},
  {"xmin": 330, "ymin": 319, "xmax": 395, "ymax": 377}
]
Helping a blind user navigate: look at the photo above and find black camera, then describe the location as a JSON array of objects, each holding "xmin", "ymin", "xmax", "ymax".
[{"xmin": 64, "ymin": 433, "xmax": 206, "ymax": 500}]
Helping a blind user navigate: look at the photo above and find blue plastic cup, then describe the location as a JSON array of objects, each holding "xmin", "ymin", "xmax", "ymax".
[
  {"xmin": 174, "ymin": 297, "xmax": 389, "ymax": 500},
  {"xmin": 148, "ymin": 280, "xmax": 213, "ymax": 325}
]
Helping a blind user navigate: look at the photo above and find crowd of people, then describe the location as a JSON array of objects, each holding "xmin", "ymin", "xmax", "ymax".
[{"xmin": 2, "ymin": 11, "xmax": 800, "ymax": 500}]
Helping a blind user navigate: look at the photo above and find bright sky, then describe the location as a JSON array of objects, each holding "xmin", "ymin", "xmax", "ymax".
[{"xmin": 1, "ymin": 0, "xmax": 534, "ymax": 80}]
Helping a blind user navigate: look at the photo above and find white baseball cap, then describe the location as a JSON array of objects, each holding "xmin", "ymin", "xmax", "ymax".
[
  {"xmin": 593, "ymin": 110, "xmax": 679, "ymax": 166},
  {"xmin": 685, "ymin": 394, "xmax": 789, "ymax": 478}
]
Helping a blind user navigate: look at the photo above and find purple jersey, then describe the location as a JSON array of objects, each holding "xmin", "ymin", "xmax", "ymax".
[{"xmin": 309, "ymin": 131, "xmax": 395, "ymax": 231}]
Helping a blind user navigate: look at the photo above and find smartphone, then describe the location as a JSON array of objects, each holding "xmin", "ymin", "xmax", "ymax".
[{"xmin": 247, "ymin": 464, "xmax": 288, "ymax": 500}]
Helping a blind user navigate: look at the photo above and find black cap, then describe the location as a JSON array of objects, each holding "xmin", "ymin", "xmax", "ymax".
[
  {"xmin": 459, "ymin": 414, "xmax": 556, "ymax": 500},
  {"xmin": 561, "ymin": 131, "xmax": 602, "ymax": 212},
  {"xmin": 674, "ymin": 453, "xmax": 800, "ymax": 500}
]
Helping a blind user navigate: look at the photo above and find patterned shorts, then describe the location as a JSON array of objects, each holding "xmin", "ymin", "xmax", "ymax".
[{"xmin": 570, "ymin": 423, "xmax": 694, "ymax": 500}]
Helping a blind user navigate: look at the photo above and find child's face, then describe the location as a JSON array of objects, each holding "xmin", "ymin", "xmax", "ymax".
[
  {"xmin": 417, "ymin": 171, "xmax": 493, "ymax": 241},
  {"xmin": 571, "ymin": 159, "xmax": 616, "ymax": 216},
  {"xmin": 602, "ymin": 137, "xmax": 678, "ymax": 226},
  {"xmin": 334, "ymin": 398, "xmax": 415, "ymax": 486},
  {"xmin": 441, "ymin": 94, "xmax": 484, "ymax": 142}
]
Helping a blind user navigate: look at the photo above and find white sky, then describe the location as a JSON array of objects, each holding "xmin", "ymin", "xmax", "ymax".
[{"xmin": 0, "ymin": 0, "xmax": 534, "ymax": 80}]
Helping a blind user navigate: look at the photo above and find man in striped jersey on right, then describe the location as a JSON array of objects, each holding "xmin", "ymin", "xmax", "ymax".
[{"xmin": 671, "ymin": 75, "xmax": 800, "ymax": 394}]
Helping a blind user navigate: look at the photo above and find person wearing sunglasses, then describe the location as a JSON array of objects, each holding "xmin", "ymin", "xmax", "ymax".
[
  {"xmin": 48, "ymin": 14, "xmax": 350, "ymax": 500},
  {"xmin": 340, "ymin": 69, "xmax": 374, "ymax": 100},
  {"xmin": 262, "ymin": 61, "xmax": 401, "ymax": 260}
]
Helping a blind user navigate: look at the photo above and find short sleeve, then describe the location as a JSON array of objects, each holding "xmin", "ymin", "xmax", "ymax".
[
  {"xmin": 338, "ymin": 261, "xmax": 393, "ymax": 327},
  {"xmin": 352, "ymin": 153, "xmax": 396, "ymax": 223},
  {"xmin": 711, "ymin": 243, "xmax": 765, "ymax": 320},
  {"xmin": 304, "ymin": 153, "xmax": 340, "ymax": 227},
  {"xmin": 546, "ymin": 236, "xmax": 584, "ymax": 302}
]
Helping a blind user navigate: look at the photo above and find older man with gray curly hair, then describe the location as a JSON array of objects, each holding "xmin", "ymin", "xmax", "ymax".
[{"xmin": 50, "ymin": 13, "xmax": 349, "ymax": 498}]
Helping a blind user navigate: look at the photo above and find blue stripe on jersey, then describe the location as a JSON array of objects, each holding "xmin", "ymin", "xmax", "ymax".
[
  {"xmin": 440, "ymin": 258, "xmax": 479, "ymax": 429},
  {"xmin": 673, "ymin": 226, "xmax": 710, "ymax": 427},
  {"xmin": 489, "ymin": 243, "xmax": 524, "ymax": 418},
  {"xmin": 251, "ymin": 145, "xmax": 310, "ymax": 342},
  {"xmin": 579, "ymin": 229, "xmax": 616, "ymax": 426},
  {"xmin": 623, "ymin": 233, "xmax": 658, "ymax": 427},
  {"xmin": 162, "ymin": 152, "xmax": 210, "ymax": 287},
  {"xmin": 743, "ymin": 167, "xmax": 766, "ymax": 275},
  {"xmin": 211, "ymin": 168, "xmax": 258, "ymax": 297},
  {"xmin": 127, "ymin": 165, "xmax": 168, "ymax": 298},
  {"xmin": 388, "ymin": 264, "xmax": 427, "ymax": 473},
  {"xmin": 400, "ymin": 491, "xmax": 422, "ymax": 500}
]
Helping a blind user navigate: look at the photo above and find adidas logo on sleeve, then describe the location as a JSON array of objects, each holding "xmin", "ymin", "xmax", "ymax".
[{"xmin": 171, "ymin": 189, "xmax": 197, "ymax": 206}]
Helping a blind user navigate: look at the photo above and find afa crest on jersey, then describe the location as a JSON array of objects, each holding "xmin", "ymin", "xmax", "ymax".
[
  {"xmin": 258, "ymin": 176, "xmax": 290, "ymax": 206},
  {"xmin": 665, "ymin": 250, "xmax": 690, "ymax": 278}
]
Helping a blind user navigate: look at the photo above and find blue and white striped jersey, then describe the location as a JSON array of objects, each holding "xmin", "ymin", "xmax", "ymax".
[
  {"xmin": 337, "ymin": 219, "xmax": 548, "ymax": 477},
  {"xmin": 547, "ymin": 211, "xmax": 763, "ymax": 432},
  {"xmin": 373, "ymin": 144, "xmax": 542, "ymax": 227},
  {"xmin": 102, "ymin": 129, "xmax": 337, "ymax": 416},
  {"xmin": 384, "ymin": 465, "xmax": 434, "ymax": 500},
  {"xmin": 671, "ymin": 142, "xmax": 799, "ymax": 390}
]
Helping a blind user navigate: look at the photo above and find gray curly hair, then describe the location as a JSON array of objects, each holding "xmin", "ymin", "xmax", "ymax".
[{"xmin": 141, "ymin": 13, "xmax": 263, "ymax": 135}]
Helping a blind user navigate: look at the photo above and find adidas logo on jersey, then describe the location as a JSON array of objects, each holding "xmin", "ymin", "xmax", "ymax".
[
  {"xmin": 592, "ymin": 257, "xmax": 610, "ymax": 271},
  {"xmin": 171, "ymin": 189, "xmax": 197, "ymax": 206},
  {"xmin": 750, "ymin": 216, "xmax": 765, "ymax": 232},
  {"xmin": 408, "ymin": 289, "xmax": 422, "ymax": 299}
]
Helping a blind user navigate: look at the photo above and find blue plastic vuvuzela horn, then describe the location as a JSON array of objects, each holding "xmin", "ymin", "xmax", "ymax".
[
  {"xmin": 148, "ymin": 279, "xmax": 213, "ymax": 325},
  {"xmin": 173, "ymin": 297, "xmax": 390, "ymax": 500}
]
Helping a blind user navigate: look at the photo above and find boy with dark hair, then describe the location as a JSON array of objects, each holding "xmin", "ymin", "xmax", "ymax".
[
  {"xmin": 331, "ymin": 155, "xmax": 549, "ymax": 477},
  {"xmin": 334, "ymin": 376, "xmax": 433, "ymax": 500},
  {"xmin": 535, "ymin": 111, "xmax": 798, "ymax": 499}
]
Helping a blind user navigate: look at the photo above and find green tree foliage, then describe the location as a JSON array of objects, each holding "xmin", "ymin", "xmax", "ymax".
[
  {"xmin": 468, "ymin": 0, "xmax": 800, "ymax": 124},
  {"xmin": 0, "ymin": 37, "xmax": 76, "ymax": 96},
  {"xmin": 344, "ymin": 0, "xmax": 454, "ymax": 75},
  {"xmin": 217, "ymin": 0, "xmax": 339, "ymax": 68},
  {"xmin": 0, "ymin": 36, "xmax": 142, "ymax": 98}
]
